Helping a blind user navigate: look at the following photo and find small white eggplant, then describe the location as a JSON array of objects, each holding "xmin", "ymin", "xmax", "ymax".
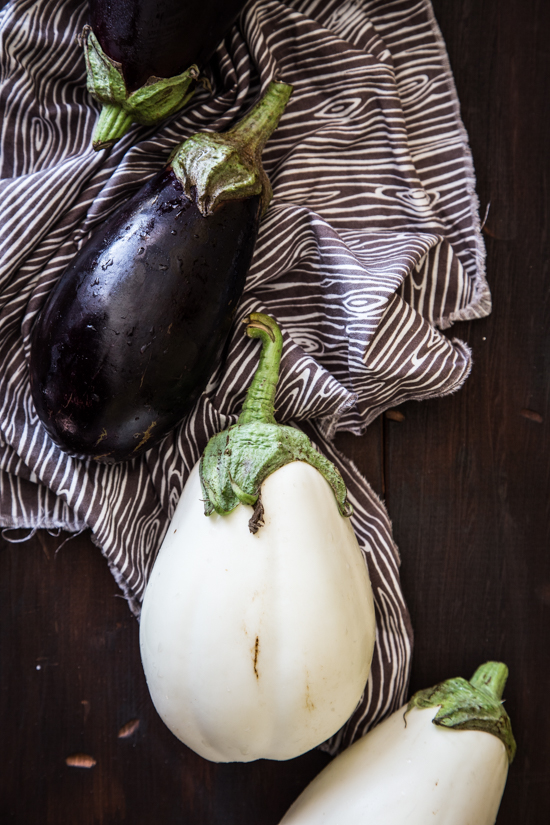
[
  {"xmin": 139, "ymin": 313, "xmax": 376, "ymax": 762},
  {"xmin": 279, "ymin": 661, "xmax": 516, "ymax": 825}
]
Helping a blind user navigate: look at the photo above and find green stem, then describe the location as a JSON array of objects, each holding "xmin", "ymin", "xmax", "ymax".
[
  {"xmin": 407, "ymin": 660, "xmax": 516, "ymax": 763},
  {"xmin": 228, "ymin": 82, "xmax": 293, "ymax": 157},
  {"xmin": 170, "ymin": 81, "xmax": 292, "ymax": 215},
  {"xmin": 92, "ymin": 103, "xmax": 134, "ymax": 151},
  {"xmin": 238, "ymin": 314, "xmax": 283, "ymax": 426},
  {"xmin": 200, "ymin": 313, "xmax": 352, "ymax": 520},
  {"xmin": 470, "ymin": 661, "xmax": 508, "ymax": 701}
]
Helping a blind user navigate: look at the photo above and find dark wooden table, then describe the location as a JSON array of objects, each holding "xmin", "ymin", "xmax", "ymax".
[{"xmin": 1, "ymin": 0, "xmax": 548, "ymax": 821}]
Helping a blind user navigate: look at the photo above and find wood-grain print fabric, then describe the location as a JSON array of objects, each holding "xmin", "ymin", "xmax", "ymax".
[{"xmin": 0, "ymin": 0, "xmax": 489, "ymax": 753}]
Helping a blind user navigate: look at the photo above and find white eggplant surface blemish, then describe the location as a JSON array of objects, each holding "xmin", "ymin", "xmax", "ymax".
[{"xmin": 139, "ymin": 459, "xmax": 375, "ymax": 763}]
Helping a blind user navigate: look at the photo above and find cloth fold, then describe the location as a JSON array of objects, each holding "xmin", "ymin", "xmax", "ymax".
[{"xmin": 0, "ymin": 0, "xmax": 488, "ymax": 753}]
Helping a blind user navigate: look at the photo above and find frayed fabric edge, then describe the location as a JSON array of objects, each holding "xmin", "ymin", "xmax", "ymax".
[
  {"xmin": 319, "ymin": 336, "xmax": 473, "ymax": 440},
  {"xmin": 422, "ymin": 0, "xmax": 490, "ymax": 325},
  {"xmin": 0, "ymin": 516, "xmax": 141, "ymax": 617},
  {"xmin": 356, "ymin": 336, "xmax": 474, "ymax": 434},
  {"xmin": 89, "ymin": 530, "xmax": 143, "ymax": 618}
]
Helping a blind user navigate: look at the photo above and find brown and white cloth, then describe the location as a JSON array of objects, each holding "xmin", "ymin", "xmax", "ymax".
[{"xmin": 0, "ymin": 0, "xmax": 489, "ymax": 754}]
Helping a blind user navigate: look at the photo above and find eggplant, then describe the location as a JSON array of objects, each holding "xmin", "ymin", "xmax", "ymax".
[
  {"xmin": 139, "ymin": 315, "xmax": 375, "ymax": 763},
  {"xmin": 82, "ymin": 0, "xmax": 249, "ymax": 150},
  {"xmin": 29, "ymin": 82, "xmax": 292, "ymax": 463},
  {"xmin": 277, "ymin": 662, "xmax": 515, "ymax": 824}
]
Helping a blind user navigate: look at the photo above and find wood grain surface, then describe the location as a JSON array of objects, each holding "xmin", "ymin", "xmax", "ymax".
[{"xmin": 1, "ymin": 0, "xmax": 549, "ymax": 821}]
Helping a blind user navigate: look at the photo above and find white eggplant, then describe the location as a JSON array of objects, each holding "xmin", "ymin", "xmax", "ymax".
[
  {"xmin": 279, "ymin": 661, "xmax": 516, "ymax": 825},
  {"xmin": 139, "ymin": 313, "xmax": 376, "ymax": 762}
]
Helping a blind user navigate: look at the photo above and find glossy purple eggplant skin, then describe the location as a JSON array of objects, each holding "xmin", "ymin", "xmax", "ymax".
[
  {"xmin": 90, "ymin": 0, "xmax": 248, "ymax": 91},
  {"xmin": 29, "ymin": 169, "xmax": 261, "ymax": 462}
]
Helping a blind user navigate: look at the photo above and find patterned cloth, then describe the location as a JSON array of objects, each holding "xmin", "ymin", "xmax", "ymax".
[{"xmin": 0, "ymin": 0, "xmax": 488, "ymax": 754}]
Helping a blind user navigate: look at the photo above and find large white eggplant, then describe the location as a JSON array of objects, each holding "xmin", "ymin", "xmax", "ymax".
[
  {"xmin": 139, "ymin": 313, "xmax": 376, "ymax": 762},
  {"xmin": 279, "ymin": 661, "xmax": 516, "ymax": 824}
]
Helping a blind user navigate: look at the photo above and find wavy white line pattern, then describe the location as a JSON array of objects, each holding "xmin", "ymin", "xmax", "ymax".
[{"xmin": 0, "ymin": 0, "xmax": 488, "ymax": 752}]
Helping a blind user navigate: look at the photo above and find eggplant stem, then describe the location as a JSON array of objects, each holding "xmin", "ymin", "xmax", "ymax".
[
  {"xmin": 93, "ymin": 103, "xmax": 134, "ymax": 151},
  {"xmin": 170, "ymin": 81, "xmax": 292, "ymax": 215},
  {"xmin": 237, "ymin": 314, "xmax": 283, "ymax": 426},
  {"xmin": 227, "ymin": 82, "xmax": 293, "ymax": 158},
  {"xmin": 469, "ymin": 661, "xmax": 509, "ymax": 700},
  {"xmin": 200, "ymin": 313, "xmax": 353, "ymax": 520}
]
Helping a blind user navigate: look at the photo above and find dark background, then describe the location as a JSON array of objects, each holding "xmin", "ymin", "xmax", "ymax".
[{"xmin": 1, "ymin": 0, "xmax": 549, "ymax": 821}]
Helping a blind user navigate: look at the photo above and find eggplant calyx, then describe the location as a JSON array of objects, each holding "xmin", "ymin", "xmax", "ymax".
[
  {"xmin": 199, "ymin": 313, "xmax": 352, "ymax": 527},
  {"xmin": 81, "ymin": 26, "xmax": 199, "ymax": 151},
  {"xmin": 170, "ymin": 82, "xmax": 293, "ymax": 216},
  {"xmin": 406, "ymin": 661, "xmax": 517, "ymax": 763}
]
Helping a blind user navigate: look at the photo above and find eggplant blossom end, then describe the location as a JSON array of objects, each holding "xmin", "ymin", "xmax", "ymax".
[
  {"xmin": 407, "ymin": 661, "xmax": 517, "ymax": 763},
  {"xmin": 199, "ymin": 314, "xmax": 352, "ymax": 528}
]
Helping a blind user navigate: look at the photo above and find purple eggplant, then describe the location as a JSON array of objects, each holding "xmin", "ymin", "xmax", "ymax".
[
  {"xmin": 82, "ymin": 0, "xmax": 249, "ymax": 150},
  {"xmin": 29, "ymin": 82, "xmax": 292, "ymax": 463}
]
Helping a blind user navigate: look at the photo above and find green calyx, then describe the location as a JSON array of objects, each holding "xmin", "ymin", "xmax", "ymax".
[
  {"xmin": 199, "ymin": 313, "xmax": 352, "ymax": 532},
  {"xmin": 170, "ymin": 82, "xmax": 293, "ymax": 216},
  {"xmin": 81, "ymin": 26, "xmax": 199, "ymax": 151},
  {"xmin": 407, "ymin": 661, "xmax": 516, "ymax": 763}
]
